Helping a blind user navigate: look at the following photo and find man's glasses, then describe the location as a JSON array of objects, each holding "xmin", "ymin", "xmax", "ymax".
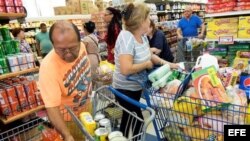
[{"xmin": 54, "ymin": 44, "xmax": 80, "ymax": 53}]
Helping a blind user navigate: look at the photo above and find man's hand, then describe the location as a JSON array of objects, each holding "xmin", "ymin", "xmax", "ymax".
[{"xmin": 198, "ymin": 33, "xmax": 204, "ymax": 39}]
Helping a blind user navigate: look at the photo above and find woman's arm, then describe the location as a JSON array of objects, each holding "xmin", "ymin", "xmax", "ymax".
[
  {"xmin": 119, "ymin": 54, "xmax": 153, "ymax": 76},
  {"xmin": 151, "ymin": 54, "xmax": 179, "ymax": 69}
]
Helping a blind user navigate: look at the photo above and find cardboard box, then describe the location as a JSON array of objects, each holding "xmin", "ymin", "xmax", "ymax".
[
  {"xmin": 238, "ymin": 27, "xmax": 250, "ymax": 38},
  {"xmin": 0, "ymin": 89, "xmax": 13, "ymax": 118},
  {"xmin": 207, "ymin": 29, "xmax": 238, "ymax": 39},
  {"xmin": 238, "ymin": 16, "xmax": 250, "ymax": 28}
]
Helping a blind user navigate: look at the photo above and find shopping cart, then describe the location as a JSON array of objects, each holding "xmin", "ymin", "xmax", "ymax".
[
  {"xmin": 128, "ymin": 70, "xmax": 249, "ymax": 141},
  {"xmin": 66, "ymin": 85, "xmax": 156, "ymax": 141},
  {"xmin": 176, "ymin": 37, "xmax": 204, "ymax": 64}
]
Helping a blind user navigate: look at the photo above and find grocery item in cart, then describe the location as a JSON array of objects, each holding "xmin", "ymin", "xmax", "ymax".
[
  {"xmin": 79, "ymin": 112, "xmax": 97, "ymax": 136},
  {"xmin": 163, "ymin": 124, "xmax": 188, "ymax": 141},
  {"xmin": 152, "ymin": 71, "xmax": 172, "ymax": 89},
  {"xmin": 0, "ymin": 89, "xmax": 12, "ymax": 118},
  {"xmin": 218, "ymin": 67, "xmax": 241, "ymax": 87},
  {"xmin": 192, "ymin": 66, "xmax": 232, "ymax": 109},
  {"xmin": 199, "ymin": 113, "xmax": 228, "ymax": 132},
  {"xmin": 195, "ymin": 53, "xmax": 219, "ymax": 70},
  {"xmin": 233, "ymin": 57, "xmax": 248, "ymax": 70},
  {"xmin": 148, "ymin": 64, "xmax": 171, "ymax": 83},
  {"xmin": 160, "ymin": 79, "xmax": 182, "ymax": 95},
  {"xmin": 38, "ymin": 125, "xmax": 63, "ymax": 141},
  {"xmin": 224, "ymin": 86, "xmax": 248, "ymax": 125},
  {"xmin": 183, "ymin": 126, "xmax": 224, "ymax": 141},
  {"xmin": 95, "ymin": 128, "xmax": 109, "ymax": 141}
]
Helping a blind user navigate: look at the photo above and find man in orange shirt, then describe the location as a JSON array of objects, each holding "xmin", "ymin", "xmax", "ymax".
[{"xmin": 39, "ymin": 21, "xmax": 92, "ymax": 141}]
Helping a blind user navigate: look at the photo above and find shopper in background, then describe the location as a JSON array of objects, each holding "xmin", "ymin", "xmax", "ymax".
[
  {"xmin": 104, "ymin": 7, "xmax": 122, "ymax": 64},
  {"xmin": 114, "ymin": 3, "xmax": 179, "ymax": 140},
  {"xmin": 36, "ymin": 23, "xmax": 53, "ymax": 58},
  {"xmin": 39, "ymin": 21, "xmax": 92, "ymax": 141},
  {"xmin": 176, "ymin": 6, "xmax": 205, "ymax": 62},
  {"xmin": 147, "ymin": 20, "xmax": 174, "ymax": 62},
  {"xmin": 177, "ymin": 6, "xmax": 205, "ymax": 39},
  {"xmin": 12, "ymin": 28, "xmax": 32, "ymax": 53},
  {"xmin": 82, "ymin": 21, "xmax": 101, "ymax": 75}
]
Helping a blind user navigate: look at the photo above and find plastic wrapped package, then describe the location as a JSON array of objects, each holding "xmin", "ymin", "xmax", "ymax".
[{"xmin": 223, "ymin": 86, "xmax": 248, "ymax": 125}]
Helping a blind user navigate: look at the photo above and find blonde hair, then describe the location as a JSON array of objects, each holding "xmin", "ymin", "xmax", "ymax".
[{"xmin": 123, "ymin": 3, "xmax": 150, "ymax": 33}]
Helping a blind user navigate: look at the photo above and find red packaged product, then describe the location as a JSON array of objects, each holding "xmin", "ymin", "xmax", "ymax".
[
  {"xmin": 14, "ymin": 0, "xmax": 23, "ymax": 6},
  {"xmin": 12, "ymin": 78, "xmax": 20, "ymax": 83},
  {"xmin": 19, "ymin": 76, "xmax": 27, "ymax": 81},
  {"xmin": 208, "ymin": 0, "xmax": 237, "ymax": 5},
  {"xmin": 6, "ymin": 6, "xmax": 16, "ymax": 13},
  {"xmin": 35, "ymin": 92, "xmax": 44, "ymax": 106},
  {"xmin": 5, "ymin": 86, "xmax": 22, "ymax": 115},
  {"xmin": 0, "ymin": 89, "xmax": 13, "ymax": 118},
  {"xmin": 23, "ymin": 81, "xmax": 37, "ymax": 108},
  {"xmin": 207, "ymin": 2, "xmax": 237, "ymax": 10},
  {"xmin": 14, "ymin": 84, "xmax": 29, "ymax": 112},
  {"xmin": 0, "ymin": 6, "xmax": 6, "ymax": 12},
  {"xmin": 0, "ymin": 0, "xmax": 5, "ymax": 6},
  {"xmin": 32, "ymin": 80, "xmax": 38, "ymax": 92},
  {"xmin": 237, "ymin": 2, "xmax": 250, "ymax": 6},
  {"xmin": 15, "ymin": 6, "xmax": 24, "ymax": 13},
  {"xmin": 234, "ymin": 5, "xmax": 250, "ymax": 10},
  {"xmin": 4, "ymin": 0, "xmax": 14, "ymax": 6},
  {"xmin": 238, "ymin": 0, "xmax": 250, "ymax": 2}
]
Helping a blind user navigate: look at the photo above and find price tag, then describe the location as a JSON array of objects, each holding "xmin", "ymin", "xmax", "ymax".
[{"xmin": 218, "ymin": 36, "xmax": 234, "ymax": 44}]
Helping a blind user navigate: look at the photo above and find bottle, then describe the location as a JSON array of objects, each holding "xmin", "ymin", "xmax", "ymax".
[
  {"xmin": 38, "ymin": 125, "xmax": 63, "ymax": 141},
  {"xmin": 186, "ymin": 39, "xmax": 192, "ymax": 52}
]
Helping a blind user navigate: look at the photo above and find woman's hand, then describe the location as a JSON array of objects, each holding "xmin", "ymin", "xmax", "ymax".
[{"xmin": 145, "ymin": 60, "xmax": 153, "ymax": 69}]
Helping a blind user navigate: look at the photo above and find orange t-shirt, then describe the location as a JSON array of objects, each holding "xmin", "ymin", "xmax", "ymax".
[{"xmin": 39, "ymin": 43, "xmax": 92, "ymax": 111}]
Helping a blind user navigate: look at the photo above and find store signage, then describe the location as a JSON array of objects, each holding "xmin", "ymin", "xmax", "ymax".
[{"xmin": 218, "ymin": 36, "xmax": 234, "ymax": 44}]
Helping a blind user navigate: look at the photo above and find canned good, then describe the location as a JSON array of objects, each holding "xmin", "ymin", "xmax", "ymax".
[
  {"xmin": 17, "ymin": 53, "xmax": 28, "ymax": 65},
  {"xmin": 5, "ymin": 86, "xmax": 22, "ymax": 115},
  {"xmin": 28, "ymin": 63, "xmax": 35, "ymax": 68},
  {"xmin": 23, "ymin": 81, "xmax": 37, "ymax": 108},
  {"xmin": 3, "ymin": 41, "xmax": 14, "ymax": 55},
  {"xmin": 0, "ymin": 27, "xmax": 11, "ymax": 41},
  {"xmin": 10, "ymin": 66, "xmax": 20, "ymax": 72},
  {"xmin": 99, "ymin": 118, "xmax": 112, "ymax": 133},
  {"xmin": 0, "ymin": 89, "xmax": 12, "ymax": 118},
  {"xmin": 20, "ymin": 64, "xmax": 28, "ymax": 71},
  {"xmin": 95, "ymin": 128, "xmax": 108, "ymax": 141},
  {"xmin": 14, "ymin": 84, "xmax": 29, "ymax": 111},
  {"xmin": 0, "ymin": 42, "xmax": 5, "ymax": 58},
  {"xmin": 7, "ymin": 55, "xmax": 19, "ymax": 67},
  {"xmin": 167, "ymin": 70, "xmax": 180, "ymax": 82},
  {"xmin": 0, "ymin": 57, "xmax": 9, "ymax": 74},
  {"xmin": 11, "ymin": 40, "xmax": 20, "ymax": 53},
  {"xmin": 178, "ymin": 73, "xmax": 187, "ymax": 81},
  {"xmin": 110, "ymin": 136, "xmax": 128, "ymax": 141},
  {"xmin": 108, "ymin": 131, "xmax": 123, "ymax": 141},
  {"xmin": 26, "ymin": 53, "xmax": 35, "ymax": 63},
  {"xmin": 94, "ymin": 114, "xmax": 105, "ymax": 122}
]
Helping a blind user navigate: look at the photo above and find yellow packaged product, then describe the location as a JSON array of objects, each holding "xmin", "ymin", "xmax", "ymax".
[
  {"xmin": 207, "ymin": 17, "xmax": 238, "ymax": 29},
  {"xmin": 80, "ymin": 112, "xmax": 97, "ymax": 136},
  {"xmin": 238, "ymin": 27, "xmax": 250, "ymax": 38},
  {"xmin": 207, "ymin": 29, "xmax": 238, "ymax": 39},
  {"xmin": 233, "ymin": 57, "xmax": 249, "ymax": 70},
  {"xmin": 238, "ymin": 16, "xmax": 250, "ymax": 28},
  {"xmin": 247, "ymin": 104, "xmax": 250, "ymax": 124}
]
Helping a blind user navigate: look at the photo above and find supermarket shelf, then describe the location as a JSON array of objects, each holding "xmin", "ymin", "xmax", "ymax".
[
  {"xmin": 0, "ymin": 67, "xmax": 39, "ymax": 80},
  {"xmin": 157, "ymin": 10, "xmax": 205, "ymax": 13},
  {"xmin": 205, "ymin": 10, "xmax": 250, "ymax": 18},
  {"xmin": 25, "ymin": 14, "xmax": 91, "ymax": 22},
  {"xmin": 0, "ymin": 13, "xmax": 26, "ymax": 20},
  {"xmin": 205, "ymin": 38, "xmax": 250, "ymax": 42},
  {"xmin": 0, "ymin": 105, "xmax": 45, "ymax": 124}
]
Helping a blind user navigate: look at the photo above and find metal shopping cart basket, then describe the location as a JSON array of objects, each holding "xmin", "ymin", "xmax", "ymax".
[
  {"xmin": 127, "ymin": 70, "xmax": 249, "ymax": 141},
  {"xmin": 66, "ymin": 85, "xmax": 156, "ymax": 141},
  {"xmin": 176, "ymin": 37, "xmax": 205, "ymax": 66}
]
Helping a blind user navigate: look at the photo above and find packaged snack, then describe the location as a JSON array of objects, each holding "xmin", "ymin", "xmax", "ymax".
[
  {"xmin": 0, "ymin": 89, "xmax": 12, "ymax": 118},
  {"xmin": 198, "ymin": 114, "xmax": 228, "ymax": 132},
  {"xmin": 238, "ymin": 16, "xmax": 250, "ymax": 28},
  {"xmin": 233, "ymin": 57, "xmax": 248, "ymax": 70},
  {"xmin": 238, "ymin": 27, "xmax": 250, "ymax": 38},
  {"xmin": 228, "ymin": 44, "xmax": 249, "ymax": 52},
  {"xmin": 192, "ymin": 66, "xmax": 231, "ymax": 110},
  {"xmin": 218, "ymin": 67, "xmax": 241, "ymax": 87},
  {"xmin": 160, "ymin": 79, "xmax": 182, "ymax": 94},
  {"xmin": 163, "ymin": 124, "xmax": 189, "ymax": 141},
  {"xmin": 236, "ymin": 51, "xmax": 250, "ymax": 58}
]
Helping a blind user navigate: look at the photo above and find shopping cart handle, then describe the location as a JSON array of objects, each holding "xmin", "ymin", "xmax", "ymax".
[{"xmin": 107, "ymin": 86, "xmax": 148, "ymax": 110}]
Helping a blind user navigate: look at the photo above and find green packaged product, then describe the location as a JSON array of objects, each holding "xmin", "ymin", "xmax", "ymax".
[
  {"xmin": 0, "ymin": 57, "xmax": 9, "ymax": 74},
  {"xmin": 167, "ymin": 70, "xmax": 180, "ymax": 82},
  {"xmin": 210, "ymin": 51, "xmax": 227, "ymax": 57},
  {"xmin": 11, "ymin": 40, "xmax": 20, "ymax": 53},
  {"xmin": 228, "ymin": 44, "xmax": 249, "ymax": 52},
  {"xmin": 2, "ymin": 41, "xmax": 13, "ymax": 55},
  {"xmin": 0, "ymin": 42, "xmax": 5, "ymax": 58},
  {"xmin": 0, "ymin": 27, "xmax": 12, "ymax": 41}
]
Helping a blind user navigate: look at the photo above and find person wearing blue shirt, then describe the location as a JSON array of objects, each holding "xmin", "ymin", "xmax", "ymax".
[
  {"xmin": 177, "ymin": 6, "xmax": 205, "ymax": 39},
  {"xmin": 147, "ymin": 20, "xmax": 174, "ymax": 62}
]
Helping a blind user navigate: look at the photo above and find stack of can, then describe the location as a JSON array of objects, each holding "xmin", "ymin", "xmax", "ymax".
[{"xmin": 0, "ymin": 27, "xmax": 35, "ymax": 74}]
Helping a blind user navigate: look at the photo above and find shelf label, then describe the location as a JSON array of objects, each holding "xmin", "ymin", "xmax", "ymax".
[{"xmin": 218, "ymin": 36, "xmax": 234, "ymax": 44}]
